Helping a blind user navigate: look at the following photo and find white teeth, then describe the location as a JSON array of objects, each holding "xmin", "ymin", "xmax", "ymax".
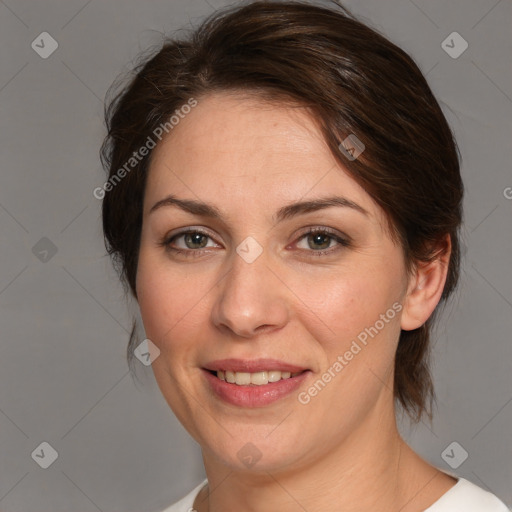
[
  {"xmin": 251, "ymin": 371, "xmax": 268, "ymax": 385},
  {"xmin": 235, "ymin": 372, "xmax": 251, "ymax": 385},
  {"xmin": 268, "ymin": 370, "xmax": 282, "ymax": 383},
  {"xmin": 216, "ymin": 370, "xmax": 302, "ymax": 385}
]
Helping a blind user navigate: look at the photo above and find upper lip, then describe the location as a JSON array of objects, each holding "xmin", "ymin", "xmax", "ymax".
[{"xmin": 203, "ymin": 358, "xmax": 308, "ymax": 373}]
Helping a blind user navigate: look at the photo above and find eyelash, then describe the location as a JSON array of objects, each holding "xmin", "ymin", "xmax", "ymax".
[{"xmin": 158, "ymin": 227, "xmax": 351, "ymax": 259}]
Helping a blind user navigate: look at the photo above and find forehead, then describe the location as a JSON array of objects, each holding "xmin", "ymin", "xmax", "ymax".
[
  {"xmin": 150, "ymin": 92, "xmax": 328, "ymax": 168},
  {"xmin": 144, "ymin": 92, "xmax": 384, "ymax": 227}
]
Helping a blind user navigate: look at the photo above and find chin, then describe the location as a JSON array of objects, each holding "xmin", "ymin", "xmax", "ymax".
[{"xmin": 198, "ymin": 423, "xmax": 309, "ymax": 473}]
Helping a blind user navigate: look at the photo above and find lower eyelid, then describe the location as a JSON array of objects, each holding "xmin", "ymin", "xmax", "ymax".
[{"xmin": 294, "ymin": 242, "xmax": 344, "ymax": 256}]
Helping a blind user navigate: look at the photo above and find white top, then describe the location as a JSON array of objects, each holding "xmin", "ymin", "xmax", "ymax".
[{"xmin": 162, "ymin": 476, "xmax": 510, "ymax": 512}]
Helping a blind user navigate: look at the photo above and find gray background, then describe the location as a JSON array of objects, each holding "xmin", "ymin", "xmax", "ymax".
[{"xmin": 0, "ymin": 0, "xmax": 511, "ymax": 510}]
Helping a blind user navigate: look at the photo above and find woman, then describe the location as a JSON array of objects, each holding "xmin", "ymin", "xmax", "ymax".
[{"xmin": 100, "ymin": 1, "xmax": 509, "ymax": 511}]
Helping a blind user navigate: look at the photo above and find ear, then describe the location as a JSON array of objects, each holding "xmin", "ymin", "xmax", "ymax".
[{"xmin": 400, "ymin": 234, "xmax": 451, "ymax": 331}]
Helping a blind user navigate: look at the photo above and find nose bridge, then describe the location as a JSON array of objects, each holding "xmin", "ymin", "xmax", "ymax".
[{"xmin": 211, "ymin": 243, "xmax": 288, "ymax": 337}]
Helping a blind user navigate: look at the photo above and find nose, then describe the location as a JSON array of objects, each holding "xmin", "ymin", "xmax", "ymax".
[{"xmin": 211, "ymin": 248, "xmax": 290, "ymax": 339}]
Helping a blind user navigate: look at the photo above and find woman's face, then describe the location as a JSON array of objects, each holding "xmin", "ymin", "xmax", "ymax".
[{"xmin": 136, "ymin": 92, "xmax": 411, "ymax": 472}]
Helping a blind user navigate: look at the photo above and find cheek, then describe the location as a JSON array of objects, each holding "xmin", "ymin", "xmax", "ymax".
[
  {"xmin": 294, "ymin": 266, "xmax": 401, "ymax": 350},
  {"xmin": 295, "ymin": 265, "xmax": 404, "ymax": 414},
  {"xmin": 136, "ymin": 251, "xmax": 212, "ymax": 353},
  {"xmin": 299, "ymin": 275, "xmax": 401, "ymax": 393},
  {"xmin": 135, "ymin": 252, "xmax": 210, "ymax": 426}
]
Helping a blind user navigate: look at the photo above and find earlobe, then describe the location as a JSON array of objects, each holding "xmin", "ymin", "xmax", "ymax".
[{"xmin": 400, "ymin": 235, "xmax": 451, "ymax": 331}]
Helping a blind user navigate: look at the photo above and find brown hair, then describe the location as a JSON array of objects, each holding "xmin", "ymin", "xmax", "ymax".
[{"xmin": 100, "ymin": 0, "xmax": 463, "ymax": 423}]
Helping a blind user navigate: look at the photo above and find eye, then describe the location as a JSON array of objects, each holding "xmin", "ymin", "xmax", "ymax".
[
  {"xmin": 159, "ymin": 226, "xmax": 351, "ymax": 259},
  {"xmin": 294, "ymin": 227, "xmax": 351, "ymax": 256},
  {"xmin": 159, "ymin": 228, "xmax": 220, "ymax": 257}
]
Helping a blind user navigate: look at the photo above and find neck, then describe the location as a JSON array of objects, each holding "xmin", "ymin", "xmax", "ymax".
[{"xmin": 195, "ymin": 393, "xmax": 446, "ymax": 512}]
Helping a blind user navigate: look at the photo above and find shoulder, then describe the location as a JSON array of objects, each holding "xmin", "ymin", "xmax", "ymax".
[
  {"xmin": 160, "ymin": 479, "xmax": 208, "ymax": 512},
  {"xmin": 425, "ymin": 477, "xmax": 510, "ymax": 512},
  {"xmin": 158, "ymin": 476, "xmax": 510, "ymax": 512}
]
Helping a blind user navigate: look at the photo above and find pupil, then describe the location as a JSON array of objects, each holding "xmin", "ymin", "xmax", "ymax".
[
  {"xmin": 186, "ymin": 233, "xmax": 207, "ymax": 248},
  {"xmin": 309, "ymin": 233, "xmax": 330, "ymax": 250}
]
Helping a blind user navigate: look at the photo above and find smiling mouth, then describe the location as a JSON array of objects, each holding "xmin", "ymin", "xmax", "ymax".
[{"xmin": 207, "ymin": 369, "xmax": 306, "ymax": 386}]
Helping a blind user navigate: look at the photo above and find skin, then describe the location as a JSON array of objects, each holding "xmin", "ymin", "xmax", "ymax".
[{"xmin": 136, "ymin": 92, "xmax": 456, "ymax": 512}]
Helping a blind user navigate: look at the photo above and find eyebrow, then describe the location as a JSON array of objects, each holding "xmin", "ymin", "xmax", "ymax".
[{"xmin": 149, "ymin": 194, "xmax": 368, "ymax": 222}]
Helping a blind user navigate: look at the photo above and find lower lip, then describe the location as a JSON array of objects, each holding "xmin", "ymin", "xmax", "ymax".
[{"xmin": 202, "ymin": 369, "xmax": 310, "ymax": 407}]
